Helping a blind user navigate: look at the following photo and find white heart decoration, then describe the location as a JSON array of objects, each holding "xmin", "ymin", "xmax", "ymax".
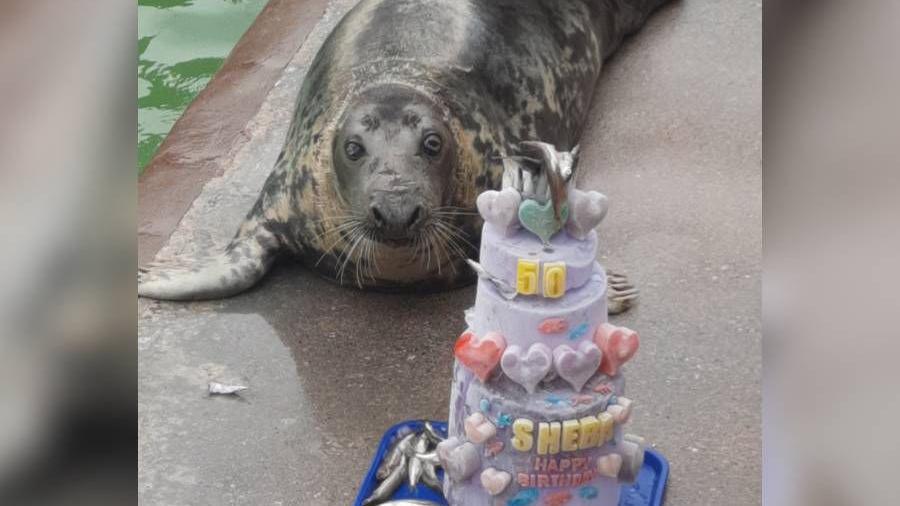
[
  {"xmin": 596, "ymin": 453, "xmax": 623, "ymax": 478},
  {"xmin": 480, "ymin": 467, "xmax": 512, "ymax": 495}
]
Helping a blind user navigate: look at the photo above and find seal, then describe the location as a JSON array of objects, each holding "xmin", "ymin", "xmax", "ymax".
[{"xmin": 138, "ymin": 0, "xmax": 668, "ymax": 313}]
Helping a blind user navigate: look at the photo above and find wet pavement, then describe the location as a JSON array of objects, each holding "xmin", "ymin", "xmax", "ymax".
[{"xmin": 138, "ymin": 1, "xmax": 761, "ymax": 505}]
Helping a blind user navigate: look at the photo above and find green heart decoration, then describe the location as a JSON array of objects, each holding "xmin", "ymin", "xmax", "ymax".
[{"xmin": 517, "ymin": 198, "xmax": 569, "ymax": 244}]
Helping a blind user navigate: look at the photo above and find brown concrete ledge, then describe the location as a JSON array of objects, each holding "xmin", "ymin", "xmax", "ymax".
[{"xmin": 138, "ymin": 0, "xmax": 329, "ymax": 265}]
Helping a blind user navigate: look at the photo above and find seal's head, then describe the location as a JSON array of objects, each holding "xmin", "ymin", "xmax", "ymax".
[{"xmin": 333, "ymin": 84, "xmax": 456, "ymax": 244}]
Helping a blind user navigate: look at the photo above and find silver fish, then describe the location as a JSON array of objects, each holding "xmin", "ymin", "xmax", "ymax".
[
  {"xmin": 363, "ymin": 454, "xmax": 407, "ymax": 506},
  {"xmin": 407, "ymin": 435, "xmax": 428, "ymax": 488},
  {"xmin": 413, "ymin": 451, "xmax": 440, "ymax": 466},
  {"xmin": 421, "ymin": 460, "xmax": 442, "ymax": 492},
  {"xmin": 518, "ymin": 140, "xmax": 576, "ymax": 220},
  {"xmin": 377, "ymin": 432, "xmax": 416, "ymax": 480},
  {"xmin": 466, "ymin": 259, "xmax": 517, "ymax": 300},
  {"xmin": 422, "ymin": 421, "xmax": 445, "ymax": 444}
]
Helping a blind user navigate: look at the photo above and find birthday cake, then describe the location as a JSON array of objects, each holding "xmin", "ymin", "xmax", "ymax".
[{"xmin": 439, "ymin": 144, "xmax": 646, "ymax": 506}]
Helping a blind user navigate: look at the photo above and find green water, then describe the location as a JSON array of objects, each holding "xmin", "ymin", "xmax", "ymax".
[{"xmin": 138, "ymin": 0, "xmax": 268, "ymax": 172}]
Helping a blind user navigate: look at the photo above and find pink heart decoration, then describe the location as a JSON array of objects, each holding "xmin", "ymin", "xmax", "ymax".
[
  {"xmin": 593, "ymin": 323, "xmax": 640, "ymax": 376},
  {"xmin": 455, "ymin": 330, "xmax": 506, "ymax": 382},
  {"xmin": 501, "ymin": 343, "xmax": 553, "ymax": 393},
  {"xmin": 552, "ymin": 341, "xmax": 602, "ymax": 392}
]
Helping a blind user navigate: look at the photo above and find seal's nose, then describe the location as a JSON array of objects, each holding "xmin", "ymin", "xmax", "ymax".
[{"xmin": 370, "ymin": 201, "xmax": 426, "ymax": 239}]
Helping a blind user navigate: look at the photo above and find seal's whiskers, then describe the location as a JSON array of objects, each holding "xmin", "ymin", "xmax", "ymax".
[
  {"xmin": 432, "ymin": 219, "xmax": 475, "ymax": 253},
  {"xmin": 314, "ymin": 213, "xmax": 368, "ymax": 268},
  {"xmin": 336, "ymin": 224, "xmax": 368, "ymax": 286},
  {"xmin": 430, "ymin": 222, "xmax": 466, "ymax": 263}
]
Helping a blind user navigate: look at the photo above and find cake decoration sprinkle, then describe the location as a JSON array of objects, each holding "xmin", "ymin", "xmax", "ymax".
[
  {"xmin": 593, "ymin": 382, "xmax": 613, "ymax": 395},
  {"xmin": 496, "ymin": 413, "xmax": 513, "ymax": 428},
  {"xmin": 538, "ymin": 317, "xmax": 569, "ymax": 334},
  {"xmin": 570, "ymin": 394, "xmax": 594, "ymax": 406},
  {"xmin": 544, "ymin": 394, "xmax": 566, "ymax": 406},
  {"xmin": 543, "ymin": 490, "xmax": 573, "ymax": 506},
  {"xmin": 568, "ymin": 323, "xmax": 589, "ymax": 340},
  {"xmin": 507, "ymin": 488, "xmax": 539, "ymax": 506},
  {"xmin": 480, "ymin": 398, "xmax": 491, "ymax": 413},
  {"xmin": 485, "ymin": 439, "xmax": 504, "ymax": 456},
  {"xmin": 578, "ymin": 485, "xmax": 599, "ymax": 499}
]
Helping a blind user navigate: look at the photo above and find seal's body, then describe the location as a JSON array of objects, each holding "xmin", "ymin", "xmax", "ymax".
[{"xmin": 139, "ymin": 0, "xmax": 666, "ymax": 304}]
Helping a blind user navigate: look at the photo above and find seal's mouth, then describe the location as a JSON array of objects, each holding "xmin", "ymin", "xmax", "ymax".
[{"xmin": 375, "ymin": 235, "xmax": 415, "ymax": 247}]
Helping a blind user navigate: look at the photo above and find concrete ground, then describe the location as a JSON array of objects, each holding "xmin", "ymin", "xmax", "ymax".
[{"xmin": 138, "ymin": 0, "xmax": 761, "ymax": 504}]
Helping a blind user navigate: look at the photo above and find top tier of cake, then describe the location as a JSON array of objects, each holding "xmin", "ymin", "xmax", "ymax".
[{"xmin": 479, "ymin": 222, "xmax": 600, "ymax": 296}]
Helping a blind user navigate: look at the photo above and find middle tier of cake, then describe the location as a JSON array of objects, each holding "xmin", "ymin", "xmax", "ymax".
[{"xmin": 468, "ymin": 265, "xmax": 608, "ymax": 352}]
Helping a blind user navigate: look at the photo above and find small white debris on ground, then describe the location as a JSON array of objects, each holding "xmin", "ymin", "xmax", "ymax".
[{"xmin": 208, "ymin": 382, "xmax": 248, "ymax": 395}]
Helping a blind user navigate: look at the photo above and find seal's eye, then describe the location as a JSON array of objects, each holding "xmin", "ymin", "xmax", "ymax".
[
  {"xmin": 422, "ymin": 133, "xmax": 442, "ymax": 157},
  {"xmin": 345, "ymin": 141, "xmax": 365, "ymax": 161}
]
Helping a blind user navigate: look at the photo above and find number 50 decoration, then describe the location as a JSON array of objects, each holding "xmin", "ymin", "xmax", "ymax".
[{"xmin": 516, "ymin": 259, "xmax": 566, "ymax": 298}]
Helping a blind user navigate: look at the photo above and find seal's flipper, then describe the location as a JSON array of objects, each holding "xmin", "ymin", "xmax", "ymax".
[
  {"xmin": 606, "ymin": 269, "xmax": 639, "ymax": 315},
  {"xmin": 138, "ymin": 222, "xmax": 281, "ymax": 301}
]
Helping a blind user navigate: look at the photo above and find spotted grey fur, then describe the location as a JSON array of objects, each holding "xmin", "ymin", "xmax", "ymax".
[{"xmin": 138, "ymin": 0, "xmax": 667, "ymax": 306}]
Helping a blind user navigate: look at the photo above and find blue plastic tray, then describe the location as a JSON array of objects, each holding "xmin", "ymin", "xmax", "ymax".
[{"xmin": 354, "ymin": 420, "xmax": 668, "ymax": 506}]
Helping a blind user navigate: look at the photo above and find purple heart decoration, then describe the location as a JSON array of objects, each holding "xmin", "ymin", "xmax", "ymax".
[
  {"xmin": 566, "ymin": 188, "xmax": 609, "ymax": 239},
  {"xmin": 477, "ymin": 188, "xmax": 522, "ymax": 236},
  {"xmin": 552, "ymin": 341, "xmax": 602, "ymax": 392},
  {"xmin": 501, "ymin": 343, "xmax": 553, "ymax": 393}
]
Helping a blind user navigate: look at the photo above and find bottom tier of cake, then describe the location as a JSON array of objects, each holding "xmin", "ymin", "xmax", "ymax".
[{"xmin": 442, "ymin": 363, "xmax": 644, "ymax": 506}]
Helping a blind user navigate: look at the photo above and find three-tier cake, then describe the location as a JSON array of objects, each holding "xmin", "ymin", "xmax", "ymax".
[{"xmin": 439, "ymin": 153, "xmax": 645, "ymax": 506}]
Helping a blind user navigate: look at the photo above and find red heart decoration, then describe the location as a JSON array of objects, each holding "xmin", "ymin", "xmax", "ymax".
[
  {"xmin": 454, "ymin": 330, "xmax": 506, "ymax": 382},
  {"xmin": 593, "ymin": 323, "xmax": 640, "ymax": 376}
]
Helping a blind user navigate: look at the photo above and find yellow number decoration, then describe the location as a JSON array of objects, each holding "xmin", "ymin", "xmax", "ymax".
[
  {"xmin": 542, "ymin": 261, "xmax": 566, "ymax": 298},
  {"xmin": 516, "ymin": 259, "xmax": 539, "ymax": 295}
]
